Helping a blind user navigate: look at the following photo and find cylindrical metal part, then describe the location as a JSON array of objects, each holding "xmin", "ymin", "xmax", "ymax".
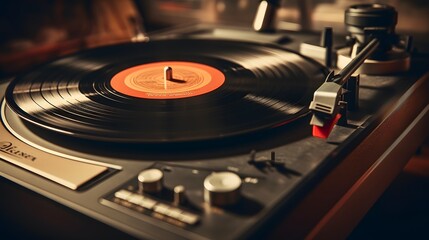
[
  {"xmin": 253, "ymin": 1, "xmax": 278, "ymax": 32},
  {"xmin": 204, "ymin": 172, "xmax": 241, "ymax": 207},
  {"xmin": 320, "ymin": 27, "xmax": 333, "ymax": 68},
  {"xmin": 138, "ymin": 168, "xmax": 164, "ymax": 193},
  {"xmin": 164, "ymin": 66, "xmax": 173, "ymax": 81},
  {"xmin": 173, "ymin": 185, "xmax": 186, "ymax": 206}
]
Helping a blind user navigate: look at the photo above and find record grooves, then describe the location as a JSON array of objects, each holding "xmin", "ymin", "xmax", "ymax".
[{"xmin": 5, "ymin": 39, "xmax": 327, "ymax": 143}]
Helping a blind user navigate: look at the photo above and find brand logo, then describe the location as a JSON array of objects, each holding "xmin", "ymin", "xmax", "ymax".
[{"xmin": 0, "ymin": 141, "xmax": 37, "ymax": 161}]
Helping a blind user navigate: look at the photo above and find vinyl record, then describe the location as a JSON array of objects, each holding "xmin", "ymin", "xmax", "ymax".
[{"xmin": 5, "ymin": 39, "xmax": 327, "ymax": 142}]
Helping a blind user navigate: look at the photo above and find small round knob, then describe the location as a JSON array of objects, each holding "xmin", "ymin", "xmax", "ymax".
[
  {"xmin": 173, "ymin": 185, "xmax": 186, "ymax": 206},
  {"xmin": 138, "ymin": 169, "xmax": 163, "ymax": 193},
  {"xmin": 204, "ymin": 172, "xmax": 241, "ymax": 207}
]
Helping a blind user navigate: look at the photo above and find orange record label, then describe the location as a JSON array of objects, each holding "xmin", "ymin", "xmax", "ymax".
[{"xmin": 110, "ymin": 61, "xmax": 225, "ymax": 99}]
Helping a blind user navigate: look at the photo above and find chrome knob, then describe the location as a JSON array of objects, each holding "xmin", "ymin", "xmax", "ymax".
[
  {"xmin": 173, "ymin": 185, "xmax": 186, "ymax": 206},
  {"xmin": 138, "ymin": 168, "xmax": 163, "ymax": 193},
  {"xmin": 203, "ymin": 172, "xmax": 241, "ymax": 206}
]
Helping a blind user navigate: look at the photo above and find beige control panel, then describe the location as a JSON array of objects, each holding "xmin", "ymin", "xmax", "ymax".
[{"xmin": 0, "ymin": 120, "xmax": 108, "ymax": 190}]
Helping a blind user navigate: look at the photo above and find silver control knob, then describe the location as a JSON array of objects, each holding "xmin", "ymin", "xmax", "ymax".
[
  {"xmin": 204, "ymin": 172, "xmax": 241, "ymax": 206},
  {"xmin": 173, "ymin": 185, "xmax": 186, "ymax": 206},
  {"xmin": 138, "ymin": 169, "xmax": 163, "ymax": 193}
]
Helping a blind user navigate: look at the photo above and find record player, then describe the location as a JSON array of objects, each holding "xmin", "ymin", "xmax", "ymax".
[{"xmin": 1, "ymin": 1, "xmax": 429, "ymax": 239}]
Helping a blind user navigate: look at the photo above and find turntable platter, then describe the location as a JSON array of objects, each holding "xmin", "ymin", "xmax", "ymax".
[{"xmin": 5, "ymin": 39, "xmax": 326, "ymax": 142}]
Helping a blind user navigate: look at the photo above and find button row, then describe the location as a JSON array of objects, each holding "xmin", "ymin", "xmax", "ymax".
[{"xmin": 114, "ymin": 189, "xmax": 199, "ymax": 225}]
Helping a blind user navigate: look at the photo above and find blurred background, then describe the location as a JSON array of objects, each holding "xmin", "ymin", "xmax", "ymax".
[{"xmin": 1, "ymin": 0, "xmax": 429, "ymax": 76}]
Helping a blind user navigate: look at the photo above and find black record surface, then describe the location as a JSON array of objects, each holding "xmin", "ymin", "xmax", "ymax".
[{"xmin": 5, "ymin": 39, "xmax": 326, "ymax": 142}]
